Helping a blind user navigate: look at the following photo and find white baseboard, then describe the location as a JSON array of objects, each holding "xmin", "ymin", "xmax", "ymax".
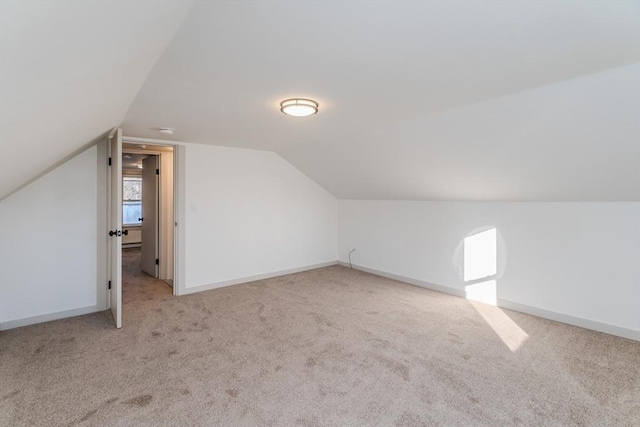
[
  {"xmin": 339, "ymin": 261, "xmax": 640, "ymax": 342},
  {"xmin": 496, "ymin": 299, "xmax": 640, "ymax": 341},
  {"xmin": 5, "ymin": 263, "xmax": 637, "ymax": 342},
  {"xmin": 181, "ymin": 261, "xmax": 339, "ymax": 295},
  {"xmin": 338, "ymin": 261, "xmax": 466, "ymax": 298},
  {"xmin": 0, "ymin": 305, "xmax": 101, "ymax": 331}
]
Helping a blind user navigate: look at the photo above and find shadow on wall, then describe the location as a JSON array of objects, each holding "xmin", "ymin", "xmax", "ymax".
[{"xmin": 455, "ymin": 227, "xmax": 528, "ymax": 351}]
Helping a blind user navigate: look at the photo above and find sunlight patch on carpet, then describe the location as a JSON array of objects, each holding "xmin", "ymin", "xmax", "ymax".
[{"xmin": 470, "ymin": 299, "xmax": 529, "ymax": 352}]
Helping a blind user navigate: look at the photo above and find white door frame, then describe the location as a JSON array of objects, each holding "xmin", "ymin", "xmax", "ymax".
[{"xmin": 121, "ymin": 136, "xmax": 186, "ymax": 297}]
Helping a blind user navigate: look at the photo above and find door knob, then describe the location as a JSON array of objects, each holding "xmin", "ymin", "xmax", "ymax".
[{"xmin": 122, "ymin": 229, "xmax": 129, "ymax": 236}]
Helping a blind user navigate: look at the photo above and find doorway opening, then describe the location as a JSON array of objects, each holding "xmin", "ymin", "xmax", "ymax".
[
  {"xmin": 121, "ymin": 143, "xmax": 175, "ymax": 293},
  {"xmin": 106, "ymin": 130, "xmax": 184, "ymax": 329}
]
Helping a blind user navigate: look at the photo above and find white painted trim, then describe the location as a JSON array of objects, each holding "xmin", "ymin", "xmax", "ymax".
[
  {"xmin": 157, "ymin": 152, "xmax": 167, "ymax": 280},
  {"xmin": 182, "ymin": 261, "xmax": 338, "ymax": 295},
  {"xmin": 337, "ymin": 261, "xmax": 466, "ymax": 298},
  {"xmin": 174, "ymin": 144, "xmax": 186, "ymax": 296},
  {"xmin": 121, "ymin": 138, "xmax": 183, "ymax": 298},
  {"xmin": 122, "ymin": 136, "xmax": 273, "ymax": 155},
  {"xmin": 0, "ymin": 305, "xmax": 101, "ymax": 331},
  {"xmin": 497, "ymin": 299, "xmax": 640, "ymax": 341},
  {"xmin": 123, "ymin": 136, "xmax": 188, "ymax": 147},
  {"xmin": 339, "ymin": 261, "xmax": 640, "ymax": 342},
  {"xmin": 122, "ymin": 148, "xmax": 164, "ymax": 156}
]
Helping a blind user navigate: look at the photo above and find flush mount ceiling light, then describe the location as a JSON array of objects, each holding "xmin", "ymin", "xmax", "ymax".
[
  {"xmin": 136, "ymin": 163, "xmax": 143, "ymax": 169},
  {"xmin": 280, "ymin": 98, "xmax": 319, "ymax": 117},
  {"xmin": 159, "ymin": 128, "xmax": 174, "ymax": 135}
]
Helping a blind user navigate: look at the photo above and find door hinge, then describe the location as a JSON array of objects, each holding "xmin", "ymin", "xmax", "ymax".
[
  {"xmin": 108, "ymin": 280, "xmax": 111, "ymax": 290},
  {"xmin": 156, "ymin": 258, "xmax": 159, "ymax": 265},
  {"xmin": 156, "ymin": 168, "xmax": 159, "ymax": 175},
  {"xmin": 108, "ymin": 157, "xmax": 112, "ymax": 166}
]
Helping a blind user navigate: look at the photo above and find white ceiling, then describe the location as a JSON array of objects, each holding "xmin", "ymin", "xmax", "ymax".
[
  {"xmin": 122, "ymin": 153, "xmax": 147, "ymax": 170},
  {"xmin": 2, "ymin": 1, "xmax": 639, "ymax": 201},
  {"xmin": 0, "ymin": 0, "xmax": 192, "ymax": 199},
  {"xmin": 122, "ymin": 1, "xmax": 640, "ymax": 201}
]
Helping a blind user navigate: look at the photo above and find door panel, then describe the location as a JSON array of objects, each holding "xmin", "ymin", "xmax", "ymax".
[
  {"xmin": 141, "ymin": 155, "xmax": 159, "ymax": 277},
  {"xmin": 109, "ymin": 129, "xmax": 122, "ymax": 328}
]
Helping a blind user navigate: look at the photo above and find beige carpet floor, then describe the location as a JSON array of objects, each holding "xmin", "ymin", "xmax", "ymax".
[{"xmin": 1, "ymin": 249, "xmax": 639, "ymax": 426}]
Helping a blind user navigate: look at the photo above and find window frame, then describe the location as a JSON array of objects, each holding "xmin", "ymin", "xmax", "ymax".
[{"xmin": 122, "ymin": 175, "xmax": 142, "ymax": 226}]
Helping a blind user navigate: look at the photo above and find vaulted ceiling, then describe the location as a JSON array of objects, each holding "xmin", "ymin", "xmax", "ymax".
[
  {"xmin": 0, "ymin": 1, "xmax": 192, "ymax": 199},
  {"xmin": 2, "ymin": 1, "xmax": 639, "ymax": 201}
]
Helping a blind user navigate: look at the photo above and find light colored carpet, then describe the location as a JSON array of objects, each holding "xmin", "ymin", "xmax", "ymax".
[{"xmin": 1, "ymin": 249, "xmax": 638, "ymax": 426}]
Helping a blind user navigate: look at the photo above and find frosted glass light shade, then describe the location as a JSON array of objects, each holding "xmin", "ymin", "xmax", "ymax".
[{"xmin": 280, "ymin": 98, "xmax": 318, "ymax": 117}]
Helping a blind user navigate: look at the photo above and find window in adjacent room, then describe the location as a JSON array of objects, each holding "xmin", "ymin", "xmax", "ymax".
[{"xmin": 123, "ymin": 176, "xmax": 142, "ymax": 225}]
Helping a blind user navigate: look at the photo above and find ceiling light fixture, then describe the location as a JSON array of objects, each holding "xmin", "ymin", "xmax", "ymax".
[
  {"xmin": 280, "ymin": 98, "xmax": 318, "ymax": 117},
  {"xmin": 159, "ymin": 128, "xmax": 174, "ymax": 135},
  {"xmin": 137, "ymin": 163, "xmax": 143, "ymax": 169}
]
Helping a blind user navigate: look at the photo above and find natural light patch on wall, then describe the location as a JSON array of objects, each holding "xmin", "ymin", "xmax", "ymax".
[
  {"xmin": 470, "ymin": 300, "xmax": 529, "ymax": 352},
  {"xmin": 464, "ymin": 228, "xmax": 497, "ymax": 282},
  {"xmin": 465, "ymin": 280, "xmax": 497, "ymax": 306},
  {"xmin": 462, "ymin": 227, "xmax": 525, "ymax": 351}
]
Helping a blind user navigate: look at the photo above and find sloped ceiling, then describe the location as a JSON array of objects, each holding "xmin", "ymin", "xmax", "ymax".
[
  {"xmin": 121, "ymin": 0, "xmax": 640, "ymax": 201},
  {"xmin": 0, "ymin": 0, "xmax": 193, "ymax": 199},
  {"xmin": 3, "ymin": 1, "xmax": 639, "ymax": 201}
]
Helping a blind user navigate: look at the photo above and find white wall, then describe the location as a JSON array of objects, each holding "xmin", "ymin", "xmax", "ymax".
[
  {"xmin": 0, "ymin": 146, "xmax": 100, "ymax": 327},
  {"xmin": 0, "ymin": 141, "xmax": 337, "ymax": 328},
  {"xmin": 338, "ymin": 200, "xmax": 640, "ymax": 338},
  {"xmin": 4, "ymin": 138, "xmax": 635, "ymax": 342},
  {"xmin": 184, "ymin": 144, "xmax": 337, "ymax": 290}
]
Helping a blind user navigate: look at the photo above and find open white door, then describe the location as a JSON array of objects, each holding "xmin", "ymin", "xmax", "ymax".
[
  {"xmin": 141, "ymin": 155, "xmax": 159, "ymax": 277},
  {"xmin": 109, "ymin": 129, "xmax": 123, "ymax": 328}
]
